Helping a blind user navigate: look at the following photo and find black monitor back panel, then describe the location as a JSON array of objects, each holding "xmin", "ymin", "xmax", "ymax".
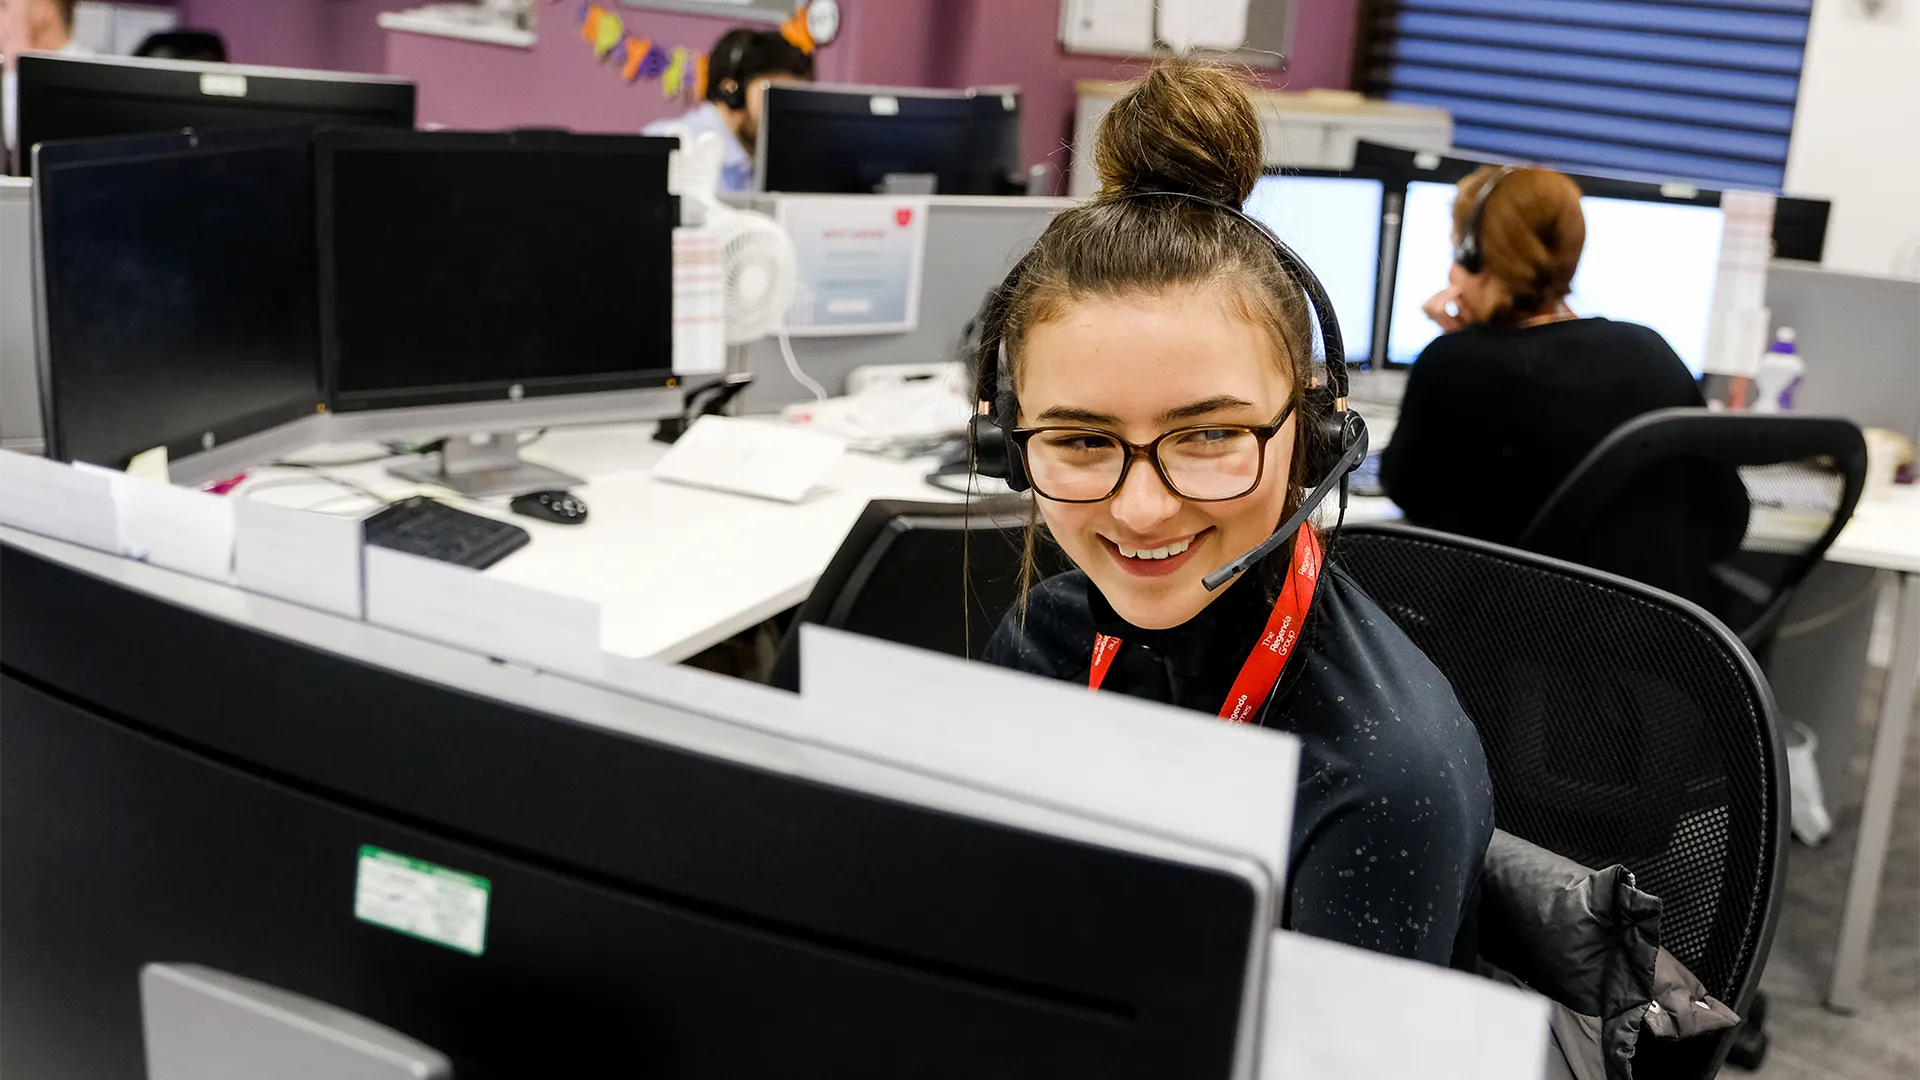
[
  {"xmin": 318, "ymin": 129, "xmax": 679, "ymax": 411},
  {"xmin": 34, "ymin": 128, "xmax": 324, "ymax": 467},
  {"xmin": 0, "ymin": 540, "xmax": 1260, "ymax": 1080},
  {"xmin": 761, "ymin": 85, "xmax": 1021, "ymax": 196},
  {"xmin": 14, "ymin": 54, "xmax": 414, "ymax": 176}
]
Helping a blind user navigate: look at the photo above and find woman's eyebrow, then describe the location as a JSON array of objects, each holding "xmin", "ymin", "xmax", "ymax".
[
  {"xmin": 1156, "ymin": 395, "xmax": 1258, "ymax": 424},
  {"xmin": 1034, "ymin": 405, "xmax": 1120, "ymax": 425},
  {"xmin": 1033, "ymin": 396, "xmax": 1260, "ymax": 427}
]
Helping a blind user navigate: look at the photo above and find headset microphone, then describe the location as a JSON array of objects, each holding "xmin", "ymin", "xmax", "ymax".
[{"xmin": 1201, "ymin": 418, "xmax": 1368, "ymax": 592}]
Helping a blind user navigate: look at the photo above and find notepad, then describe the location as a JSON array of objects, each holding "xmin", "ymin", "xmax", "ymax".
[{"xmin": 652, "ymin": 415, "xmax": 846, "ymax": 503}]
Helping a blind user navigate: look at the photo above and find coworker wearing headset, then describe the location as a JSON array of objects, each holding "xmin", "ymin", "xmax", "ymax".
[
  {"xmin": 643, "ymin": 27, "xmax": 812, "ymax": 193},
  {"xmin": 1379, "ymin": 166, "xmax": 1713, "ymax": 546},
  {"xmin": 976, "ymin": 62, "xmax": 1494, "ymax": 969}
]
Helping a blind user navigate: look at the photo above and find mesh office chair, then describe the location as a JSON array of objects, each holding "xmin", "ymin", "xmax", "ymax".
[
  {"xmin": 1334, "ymin": 523, "xmax": 1788, "ymax": 1080},
  {"xmin": 767, "ymin": 497, "xmax": 1054, "ymax": 692},
  {"xmin": 1517, "ymin": 409, "xmax": 1868, "ymax": 655}
]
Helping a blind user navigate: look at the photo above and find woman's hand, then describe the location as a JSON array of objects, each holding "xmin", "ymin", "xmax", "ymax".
[{"xmin": 1422, "ymin": 286, "xmax": 1471, "ymax": 333}]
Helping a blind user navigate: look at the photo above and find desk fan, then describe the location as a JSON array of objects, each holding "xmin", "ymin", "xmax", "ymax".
[{"xmin": 653, "ymin": 131, "xmax": 820, "ymax": 444}]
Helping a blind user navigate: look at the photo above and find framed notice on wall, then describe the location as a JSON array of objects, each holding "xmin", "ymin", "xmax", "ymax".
[{"xmin": 618, "ymin": 0, "xmax": 795, "ymax": 24}]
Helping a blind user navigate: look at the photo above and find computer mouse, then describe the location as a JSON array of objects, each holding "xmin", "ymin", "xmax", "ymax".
[{"xmin": 509, "ymin": 490, "xmax": 589, "ymax": 526}]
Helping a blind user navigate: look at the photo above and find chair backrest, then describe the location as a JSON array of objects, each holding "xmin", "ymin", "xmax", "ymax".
[
  {"xmin": 1518, "ymin": 408, "xmax": 1867, "ymax": 649},
  {"xmin": 768, "ymin": 497, "xmax": 1047, "ymax": 692},
  {"xmin": 1334, "ymin": 523, "xmax": 1787, "ymax": 1080}
]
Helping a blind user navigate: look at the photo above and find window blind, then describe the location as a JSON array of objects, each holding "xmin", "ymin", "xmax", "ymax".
[{"xmin": 1362, "ymin": 0, "xmax": 1812, "ymax": 191}]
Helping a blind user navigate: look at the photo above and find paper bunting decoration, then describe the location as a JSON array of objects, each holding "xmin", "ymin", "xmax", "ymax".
[
  {"xmin": 592, "ymin": 7, "xmax": 624, "ymax": 59},
  {"xmin": 622, "ymin": 37, "xmax": 650, "ymax": 82},
  {"xmin": 661, "ymin": 47, "xmax": 691, "ymax": 101},
  {"xmin": 572, "ymin": 2, "xmax": 836, "ymax": 105}
]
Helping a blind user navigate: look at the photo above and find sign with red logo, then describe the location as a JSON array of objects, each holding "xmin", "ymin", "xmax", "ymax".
[{"xmin": 895, "ymin": 208, "xmax": 914, "ymax": 228}]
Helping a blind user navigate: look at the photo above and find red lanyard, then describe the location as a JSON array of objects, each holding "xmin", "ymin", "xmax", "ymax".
[{"xmin": 1088, "ymin": 528, "xmax": 1323, "ymax": 725}]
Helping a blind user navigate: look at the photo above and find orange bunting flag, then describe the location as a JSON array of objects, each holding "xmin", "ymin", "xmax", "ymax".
[
  {"xmin": 622, "ymin": 37, "xmax": 651, "ymax": 82},
  {"xmin": 580, "ymin": 4, "xmax": 603, "ymax": 45},
  {"xmin": 692, "ymin": 54, "xmax": 709, "ymax": 101},
  {"xmin": 778, "ymin": 7, "xmax": 816, "ymax": 55}
]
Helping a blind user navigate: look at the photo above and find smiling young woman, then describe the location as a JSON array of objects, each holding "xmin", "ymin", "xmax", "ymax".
[{"xmin": 978, "ymin": 60, "xmax": 1495, "ymax": 968}]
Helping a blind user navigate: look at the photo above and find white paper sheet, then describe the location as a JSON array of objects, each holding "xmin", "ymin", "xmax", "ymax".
[
  {"xmin": 233, "ymin": 499, "xmax": 364, "ymax": 619},
  {"xmin": 1264, "ymin": 931, "xmax": 1552, "ymax": 1079},
  {"xmin": 1703, "ymin": 190, "xmax": 1777, "ymax": 377},
  {"xmin": 1061, "ymin": 0, "xmax": 1155, "ymax": 54},
  {"xmin": 651, "ymin": 415, "xmax": 846, "ymax": 503},
  {"xmin": 673, "ymin": 227, "xmax": 727, "ymax": 376},
  {"xmin": 799, "ymin": 626, "xmax": 1300, "ymax": 883},
  {"xmin": 364, "ymin": 547, "xmax": 604, "ymax": 679},
  {"xmin": 115, "ymin": 476, "xmax": 236, "ymax": 582},
  {"xmin": 0, "ymin": 451, "xmax": 121, "ymax": 553},
  {"xmin": 1158, "ymin": 0, "xmax": 1251, "ymax": 52}
]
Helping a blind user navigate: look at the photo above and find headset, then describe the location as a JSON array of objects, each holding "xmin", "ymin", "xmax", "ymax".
[
  {"xmin": 711, "ymin": 33, "xmax": 755, "ymax": 111},
  {"xmin": 1452, "ymin": 165, "xmax": 1517, "ymax": 275},
  {"xmin": 970, "ymin": 191, "xmax": 1370, "ymax": 593}
]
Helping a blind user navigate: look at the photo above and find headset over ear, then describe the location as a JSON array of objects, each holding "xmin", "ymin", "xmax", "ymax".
[
  {"xmin": 970, "ymin": 192, "xmax": 1364, "ymax": 498},
  {"xmin": 1453, "ymin": 165, "xmax": 1516, "ymax": 275},
  {"xmin": 712, "ymin": 34, "xmax": 753, "ymax": 111}
]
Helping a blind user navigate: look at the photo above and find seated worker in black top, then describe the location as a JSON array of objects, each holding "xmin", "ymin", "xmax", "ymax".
[
  {"xmin": 1379, "ymin": 166, "xmax": 1712, "ymax": 547},
  {"xmin": 978, "ymin": 61, "xmax": 1494, "ymax": 969}
]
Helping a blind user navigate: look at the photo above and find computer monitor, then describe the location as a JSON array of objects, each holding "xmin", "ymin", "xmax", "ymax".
[
  {"xmin": 1, "ymin": 533, "xmax": 1266, "ymax": 1079},
  {"xmin": 32, "ymin": 128, "xmax": 324, "ymax": 468},
  {"xmin": 317, "ymin": 128, "xmax": 679, "ymax": 495},
  {"xmin": 1386, "ymin": 179, "xmax": 1727, "ymax": 375},
  {"xmin": 12, "ymin": 53, "xmax": 415, "ymax": 176},
  {"xmin": 1243, "ymin": 174, "xmax": 1385, "ymax": 366},
  {"xmin": 758, "ymin": 84, "xmax": 1022, "ymax": 195}
]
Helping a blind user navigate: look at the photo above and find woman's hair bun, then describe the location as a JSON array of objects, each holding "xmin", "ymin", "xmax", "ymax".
[{"xmin": 1093, "ymin": 60, "xmax": 1264, "ymax": 206}]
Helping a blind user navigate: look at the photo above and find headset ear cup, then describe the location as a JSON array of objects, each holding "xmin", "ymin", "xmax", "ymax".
[
  {"xmin": 967, "ymin": 414, "xmax": 1029, "ymax": 491},
  {"xmin": 1300, "ymin": 385, "xmax": 1355, "ymax": 486}
]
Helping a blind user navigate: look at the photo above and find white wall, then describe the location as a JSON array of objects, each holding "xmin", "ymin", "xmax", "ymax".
[{"xmin": 1785, "ymin": 0, "xmax": 1920, "ymax": 277}]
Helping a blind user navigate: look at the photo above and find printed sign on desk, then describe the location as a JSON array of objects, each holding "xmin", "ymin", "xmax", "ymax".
[{"xmin": 777, "ymin": 195, "xmax": 929, "ymax": 336}]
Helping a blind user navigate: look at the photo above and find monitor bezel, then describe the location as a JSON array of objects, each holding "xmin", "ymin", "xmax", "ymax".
[
  {"xmin": 31, "ymin": 126, "xmax": 328, "ymax": 467},
  {"xmin": 313, "ymin": 127, "xmax": 682, "ymax": 414},
  {"xmin": 755, "ymin": 82, "xmax": 1024, "ymax": 196},
  {"xmin": 12, "ymin": 52, "xmax": 415, "ymax": 177}
]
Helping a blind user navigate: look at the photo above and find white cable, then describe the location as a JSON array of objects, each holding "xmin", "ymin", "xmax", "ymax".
[{"xmin": 778, "ymin": 325, "xmax": 830, "ymax": 402}]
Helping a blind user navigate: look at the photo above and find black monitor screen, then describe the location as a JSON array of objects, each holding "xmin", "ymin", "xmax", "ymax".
[
  {"xmin": 322, "ymin": 133, "xmax": 677, "ymax": 410},
  {"xmin": 37, "ymin": 132, "xmax": 323, "ymax": 467},
  {"xmin": 15, "ymin": 54, "xmax": 415, "ymax": 176},
  {"xmin": 761, "ymin": 85, "xmax": 1021, "ymax": 196}
]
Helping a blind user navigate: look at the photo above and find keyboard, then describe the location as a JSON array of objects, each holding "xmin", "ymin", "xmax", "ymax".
[{"xmin": 362, "ymin": 497, "xmax": 531, "ymax": 570}]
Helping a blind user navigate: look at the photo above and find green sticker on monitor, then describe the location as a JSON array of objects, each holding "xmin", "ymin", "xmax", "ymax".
[{"xmin": 353, "ymin": 845, "xmax": 491, "ymax": 957}]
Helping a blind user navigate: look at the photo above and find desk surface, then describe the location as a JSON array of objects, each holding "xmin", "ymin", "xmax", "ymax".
[
  {"xmin": 1825, "ymin": 486, "xmax": 1920, "ymax": 575},
  {"xmin": 238, "ymin": 423, "xmax": 961, "ymax": 663}
]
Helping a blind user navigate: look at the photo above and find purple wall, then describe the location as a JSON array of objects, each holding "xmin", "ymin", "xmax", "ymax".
[
  {"xmin": 174, "ymin": 0, "xmax": 413, "ymax": 73},
  {"xmin": 387, "ymin": 5, "xmax": 855, "ymax": 134},
  {"xmin": 173, "ymin": 0, "xmax": 1361, "ymax": 160}
]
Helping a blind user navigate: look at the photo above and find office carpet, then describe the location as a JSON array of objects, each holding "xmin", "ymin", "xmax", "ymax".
[{"xmin": 1744, "ymin": 666, "xmax": 1919, "ymax": 1080}]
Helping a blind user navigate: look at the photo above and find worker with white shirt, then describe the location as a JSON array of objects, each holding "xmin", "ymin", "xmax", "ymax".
[
  {"xmin": 644, "ymin": 28, "xmax": 813, "ymax": 194},
  {"xmin": 4, "ymin": 0, "xmax": 93, "ymax": 165}
]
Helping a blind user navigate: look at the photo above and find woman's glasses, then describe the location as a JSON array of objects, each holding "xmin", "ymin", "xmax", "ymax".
[{"xmin": 1009, "ymin": 403, "xmax": 1295, "ymax": 504}]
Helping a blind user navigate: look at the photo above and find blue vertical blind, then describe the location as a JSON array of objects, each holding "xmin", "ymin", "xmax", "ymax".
[{"xmin": 1363, "ymin": 0, "xmax": 1812, "ymax": 191}]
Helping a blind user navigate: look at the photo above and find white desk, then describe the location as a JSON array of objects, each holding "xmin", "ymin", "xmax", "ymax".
[
  {"xmin": 236, "ymin": 422, "xmax": 961, "ymax": 663},
  {"xmin": 1818, "ymin": 486, "xmax": 1920, "ymax": 1011}
]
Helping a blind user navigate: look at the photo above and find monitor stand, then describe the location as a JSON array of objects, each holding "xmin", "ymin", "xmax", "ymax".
[{"xmin": 388, "ymin": 431, "xmax": 581, "ymax": 498}]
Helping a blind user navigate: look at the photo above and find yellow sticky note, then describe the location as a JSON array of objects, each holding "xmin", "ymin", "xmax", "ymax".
[{"xmin": 126, "ymin": 445, "xmax": 170, "ymax": 483}]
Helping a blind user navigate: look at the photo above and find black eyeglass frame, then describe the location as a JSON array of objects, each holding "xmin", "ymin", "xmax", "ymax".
[{"xmin": 1007, "ymin": 402, "xmax": 1297, "ymax": 504}]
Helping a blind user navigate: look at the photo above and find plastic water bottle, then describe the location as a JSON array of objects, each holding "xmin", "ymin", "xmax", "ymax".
[{"xmin": 1752, "ymin": 328, "xmax": 1805, "ymax": 414}]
